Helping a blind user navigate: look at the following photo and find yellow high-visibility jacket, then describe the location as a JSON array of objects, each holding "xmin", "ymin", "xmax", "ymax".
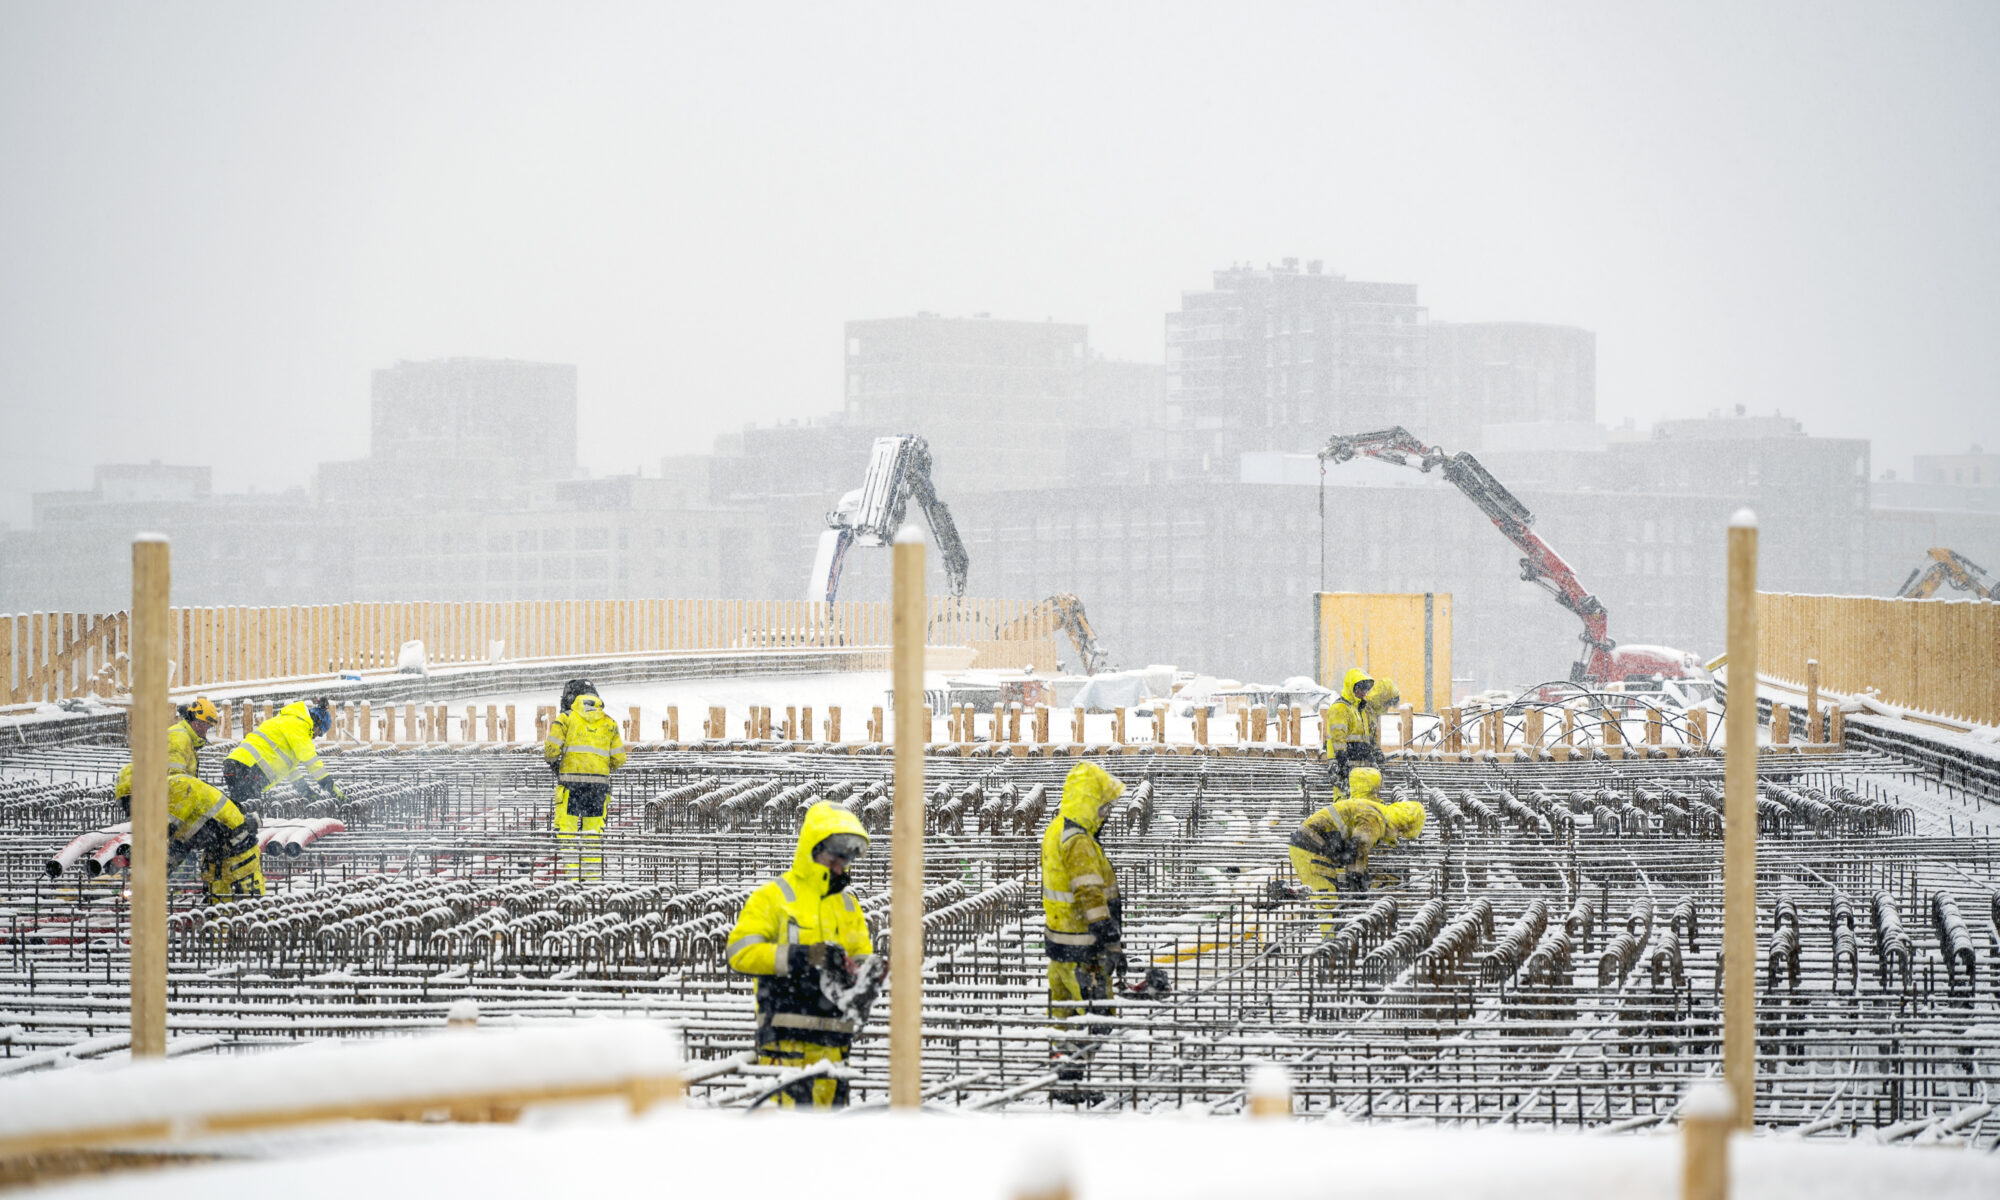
[
  {"xmin": 726, "ymin": 803, "xmax": 875, "ymax": 1048},
  {"xmin": 1040, "ymin": 762, "xmax": 1124, "ymax": 962},
  {"xmin": 226, "ymin": 702, "xmax": 329, "ymax": 791},
  {"xmin": 1323, "ymin": 668, "xmax": 1374, "ymax": 759},
  {"xmin": 543, "ymin": 694, "xmax": 627, "ymax": 787},
  {"xmin": 1290, "ymin": 797, "xmax": 1391, "ymax": 875},
  {"xmin": 115, "ymin": 718, "xmax": 208, "ymax": 801}
]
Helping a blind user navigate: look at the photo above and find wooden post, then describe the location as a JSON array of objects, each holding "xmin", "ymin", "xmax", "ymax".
[
  {"xmin": 1399, "ymin": 703, "xmax": 1414, "ymax": 748},
  {"xmin": 505, "ymin": 704, "xmax": 517, "ymax": 742},
  {"xmin": 1560, "ymin": 708, "xmax": 1575, "ymax": 749},
  {"xmin": 710, "ymin": 705, "xmax": 727, "ymax": 741},
  {"xmin": 1443, "ymin": 707, "xmax": 1463, "ymax": 753},
  {"xmin": 1112, "ymin": 706, "xmax": 1127, "ymax": 744},
  {"xmin": 384, "ymin": 704, "xmax": 399, "ymax": 743},
  {"xmin": 826, "ymin": 705, "xmax": 840, "ymax": 743},
  {"xmin": 1687, "ymin": 705, "xmax": 1708, "ymax": 748},
  {"xmin": 1829, "ymin": 707, "xmax": 1845, "ymax": 747},
  {"xmin": 1250, "ymin": 705, "xmax": 1267, "ymax": 743},
  {"xmin": 405, "ymin": 705, "xmax": 419, "ymax": 742},
  {"xmin": 1771, "ymin": 703, "xmax": 1790, "ymax": 745},
  {"xmin": 1805, "ymin": 658, "xmax": 1820, "ymax": 743},
  {"xmin": 629, "ymin": 705, "xmax": 643, "ymax": 744},
  {"xmin": 785, "ymin": 705, "xmax": 798, "ymax": 741},
  {"xmin": 488, "ymin": 705, "xmax": 501, "ymax": 742},
  {"xmin": 1646, "ymin": 706, "xmax": 1664, "ymax": 746},
  {"xmin": 359, "ymin": 702, "xmax": 373, "ymax": 744},
  {"xmin": 1034, "ymin": 705, "xmax": 1049, "ymax": 744},
  {"xmin": 664, "ymin": 705, "xmax": 679, "ymax": 743},
  {"xmin": 1681, "ymin": 1082, "xmax": 1735, "ymax": 1200},
  {"xmin": 129, "ymin": 536, "xmax": 169, "ymax": 1059},
  {"xmin": 1724, "ymin": 510, "xmax": 1758, "ymax": 1131},
  {"xmin": 1008, "ymin": 703, "xmax": 1021, "ymax": 744},
  {"xmin": 1247, "ymin": 1063, "xmax": 1294, "ymax": 1120},
  {"xmin": 801, "ymin": 706, "xmax": 813, "ymax": 743},
  {"xmin": 890, "ymin": 526, "xmax": 925, "ymax": 1109},
  {"xmin": 1072, "ymin": 707, "xmax": 1085, "ymax": 743},
  {"xmin": 1601, "ymin": 709, "xmax": 1622, "ymax": 749},
  {"xmin": 870, "ymin": 706, "xmax": 884, "ymax": 743},
  {"xmin": 1523, "ymin": 707, "xmax": 1545, "ymax": 749},
  {"xmin": 1194, "ymin": 706, "xmax": 1209, "ymax": 746}
]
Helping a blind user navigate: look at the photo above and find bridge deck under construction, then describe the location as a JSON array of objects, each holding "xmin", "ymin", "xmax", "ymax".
[{"xmin": 2, "ymin": 742, "xmax": 1997, "ymax": 1144}]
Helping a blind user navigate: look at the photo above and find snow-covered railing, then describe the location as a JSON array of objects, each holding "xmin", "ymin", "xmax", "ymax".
[{"xmin": 0, "ymin": 1020, "xmax": 683, "ymax": 1158}]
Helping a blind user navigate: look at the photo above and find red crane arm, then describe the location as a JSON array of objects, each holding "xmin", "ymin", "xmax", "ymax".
[{"xmin": 1319, "ymin": 427, "xmax": 1617, "ymax": 682}]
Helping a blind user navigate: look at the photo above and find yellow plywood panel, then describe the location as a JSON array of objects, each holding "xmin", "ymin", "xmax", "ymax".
[{"xmin": 1315, "ymin": 592, "xmax": 1452, "ymax": 713}]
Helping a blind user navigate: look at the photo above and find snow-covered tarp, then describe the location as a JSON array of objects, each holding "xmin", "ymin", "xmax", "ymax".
[{"xmin": 1070, "ymin": 665, "xmax": 1177, "ymax": 712}]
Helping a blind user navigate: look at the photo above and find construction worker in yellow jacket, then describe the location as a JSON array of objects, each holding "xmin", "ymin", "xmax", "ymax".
[
  {"xmin": 725, "ymin": 802, "xmax": 876, "ymax": 1109},
  {"xmin": 224, "ymin": 698, "xmax": 343, "ymax": 810},
  {"xmin": 116, "ymin": 767, "xmax": 265, "ymax": 902},
  {"xmin": 543, "ymin": 683, "xmax": 626, "ymax": 881},
  {"xmin": 167, "ymin": 697, "xmax": 219, "ymax": 778},
  {"xmin": 1323, "ymin": 668, "xmax": 1379, "ymax": 786},
  {"xmin": 1287, "ymin": 768, "xmax": 1425, "ymax": 932},
  {"xmin": 1040, "ymin": 761, "xmax": 1126, "ymax": 1104}
]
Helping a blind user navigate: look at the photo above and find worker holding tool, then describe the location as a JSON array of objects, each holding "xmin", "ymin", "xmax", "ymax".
[
  {"xmin": 1323, "ymin": 667, "xmax": 1380, "ymax": 785},
  {"xmin": 223, "ymin": 697, "xmax": 344, "ymax": 812},
  {"xmin": 115, "ymin": 766, "xmax": 265, "ymax": 901},
  {"xmin": 542, "ymin": 681, "xmax": 626, "ymax": 881},
  {"xmin": 725, "ymin": 802, "xmax": 878, "ymax": 1109},
  {"xmin": 1287, "ymin": 767, "xmax": 1426, "ymax": 933},
  {"xmin": 1040, "ymin": 760, "xmax": 1127, "ymax": 1105}
]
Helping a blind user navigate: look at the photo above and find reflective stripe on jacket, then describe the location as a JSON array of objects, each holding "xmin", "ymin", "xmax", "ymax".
[
  {"xmin": 1040, "ymin": 762, "xmax": 1123, "ymax": 961},
  {"xmin": 225, "ymin": 702, "xmax": 327, "ymax": 790},
  {"xmin": 543, "ymin": 694, "xmax": 628, "ymax": 787},
  {"xmin": 726, "ymin": 802, "xmax": 875, "ymax": 1047}
]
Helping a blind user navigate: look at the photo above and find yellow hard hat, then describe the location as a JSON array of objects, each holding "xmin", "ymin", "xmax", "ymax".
[
  {"xmin": 182, "ymin": 696, "xmax": 219, "ymax": 726},
  {"xmin": 1347, "ymin": 766, "xmax": 1383, "ymax": 799}
]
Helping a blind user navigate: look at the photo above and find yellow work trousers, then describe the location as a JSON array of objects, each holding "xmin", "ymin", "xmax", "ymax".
[
  {"xmin": 756, "ymin": 1040, "xmax": 848, "ymax": 1109},
  {"xmin": 202, "ymin": 845, "xmax": 265, "ymax": 903},
  {"xmin": 1289, "ymin": 845, "xmax": 1348, "ymax": 937},
  {"xmin": 552, "ymin": 785, "xmax": 605, "ymax": 881}
]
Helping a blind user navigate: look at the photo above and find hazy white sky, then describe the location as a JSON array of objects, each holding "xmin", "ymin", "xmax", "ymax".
[{"xmin": 3, "ymin": 2, "xmax": 1995, "ymax": 524}]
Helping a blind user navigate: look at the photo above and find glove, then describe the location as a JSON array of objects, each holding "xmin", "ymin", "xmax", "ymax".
[
  {"xmin": 1335, "ymin": 870, "xmax": 1371, "ymax": 897},
  {"xmin": 547, "ymin": 759, "xmax": 562, "ymax": 776},
  {"xmin": 320, "ymin": 779, "xmax": 347, "ymax": 802},
  {"xmin": 1089, "ymin": 919, "xmax": 1127, "ymax": 975}
]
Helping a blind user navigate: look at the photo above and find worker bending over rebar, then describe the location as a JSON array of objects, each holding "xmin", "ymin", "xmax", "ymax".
[
  {"xmin": 542, "ymin": 679, "xmax": 626, "ymax": 881},
  {"xmin": 223, "ymin": 697, "xmax": 347, "ymax": 813},
  {"xmin": 725, "ymin": 802, "xmax": 877, "ymax": 1109},
  {"xmin": 1287, "ymin": 767, "xmax": 1425, "ymax": 934},
  {"xmin": 116, "ymin": 705, "xmax": 264, "ymax": 902},
  {"xmin": 1040, "ymin": 761, "xmax": 1127, "ymax": 1105}
]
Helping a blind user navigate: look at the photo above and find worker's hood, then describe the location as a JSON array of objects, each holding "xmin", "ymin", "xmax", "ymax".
[
  {"xmin": 1059, "ymin": 762, "xmax": 1124, "ymax": 834},
  {"xmin": 1341, "ymin": 668, "xmax": 1375, "ymax": 705},
  {"xmin": 1348, "ymin": 766, "xmax": 1383, "ymax": 802},
  {"xmin": 572, "ymin": 694, "xmax": 605, "ymax": 718},
  {"xmin": 789, "ymin": 801, "xmax": 871, "ymax": 891}
]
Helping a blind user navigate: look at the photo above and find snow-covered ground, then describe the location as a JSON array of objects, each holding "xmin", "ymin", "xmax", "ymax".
[{"xmin": 38, "ymin": 1106, "xmax": 2000, "ymax": 1200}]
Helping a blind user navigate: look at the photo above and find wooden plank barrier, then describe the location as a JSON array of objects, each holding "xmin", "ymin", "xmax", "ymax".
[
  {"xmin": 1759, "ymin": 591, "xmax": 1999, "ymax": 727},
  {"xmin": 0, "ymin": 595, "xmax": 1059, "ymax": 705}
]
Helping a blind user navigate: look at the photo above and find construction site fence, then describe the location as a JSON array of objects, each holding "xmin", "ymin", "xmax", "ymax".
[
  {"xmin": 1758, "ymin": 592, "xmax": 2000, "ymax": 728},
  {"xmin": 0, "ymin": 597, "xmax": 1058, "ymax": 707}
]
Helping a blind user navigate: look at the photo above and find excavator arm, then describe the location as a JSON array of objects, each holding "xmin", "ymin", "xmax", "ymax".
[
  {"xmin": 995, "ymin": 593, "xmax": 1111, "ymax": 674},
  {"xmin": 1897, "ymin": 548, "xmax": 1998, "ymax": 600},
  {"xmin": 809, "ymin": 436, "xmax": 970, "ymax": 605},
  {"xmin": 1319, "ymin": 426, "xmax": 1617, "ymax": 683}
]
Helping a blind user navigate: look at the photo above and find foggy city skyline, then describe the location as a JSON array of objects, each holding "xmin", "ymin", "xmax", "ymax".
[{"xmin": 4, "ymin": 2, "xmax": 1998, "ymax": 529}]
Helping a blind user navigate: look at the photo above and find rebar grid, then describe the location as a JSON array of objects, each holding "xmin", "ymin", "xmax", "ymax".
[{"xmin": 1, "ymin": 745, "xmax": 1996, "ymax": 1143}]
